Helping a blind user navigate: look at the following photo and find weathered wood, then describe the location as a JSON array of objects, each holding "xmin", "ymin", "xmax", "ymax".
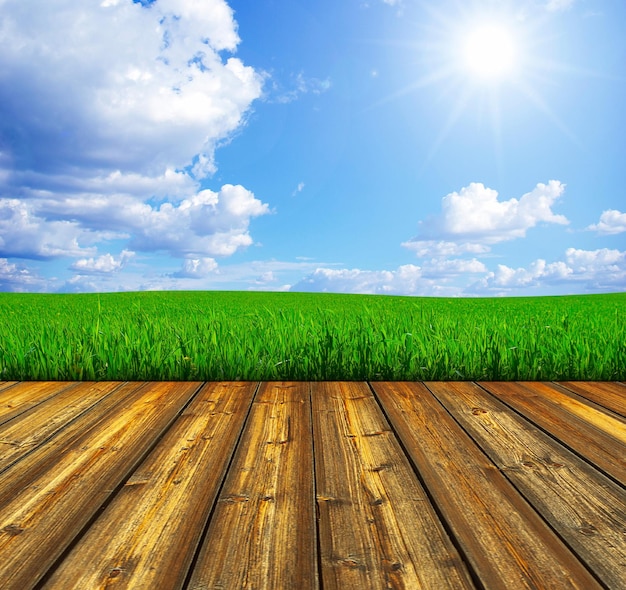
[
  {"xmin": 373, "ymin": 381, "xmax": 602, "ymax": 590},
  {"xmin": 480, "ymin": 381, "xmax": 626, "ymax": 484},
  {"xmin": 0, "ymin": 381, "xmax": 201, "ymax": 590},
  {"xmin": 557, "ymin": 381, "xmax": 626, "ymax": 418},
  {"xmin": 1, "ymin": 380, "xmax": 624, "ymax": 589},
  {"xmin": 188, "ymin": 382, "xmax": 318, "ymax": 590},
  {"xmin": 427, "ymin": 380, "xmax": 626, "ymax": 590},
  {"xmin": 313, "ymin": 382, "xmax": 475, "ymax": 590},
  {"xmin": 42, "ymin": 381, "xmax": 257, "ymax": 590},
  {"xmin": 0, "ymin": 381, "xmax": 77, "ymax": 425},
  {"xmin": 0, "ymin": 381, "xmax": 121, "ymax": 473}
]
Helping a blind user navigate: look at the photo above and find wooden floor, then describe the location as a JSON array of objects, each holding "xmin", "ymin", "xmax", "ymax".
[{"xmin": 0, "ymin": 381, "xmax": 625, "ymax": 589}]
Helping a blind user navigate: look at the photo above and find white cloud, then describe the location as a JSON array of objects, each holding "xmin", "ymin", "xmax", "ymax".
[
  {"xmin": 0, "ymin": 0, "xmax": 269, "ymax": 282},
  {"xmin": 565, "ymin": 247, "xmax": 625, "ymax": 272},
  {"xmin": 0, "ymin": 0, "xmax": 262, "ymax": 178},
  {"xmin": 171, "ymin": 257, "xmax": 218, "ymax": 279},
  {"xmin": 586, "ymin": 210, "xmax": 626, "ymax": 235},
  {"xmin": 403, "ymin": 181, "xmax": 568, "ymax": 257},
  {"xmin": 0, "ymin": 258, "xmax": 42, "ymax": 292},
  {"xmin": 421, "ymin": 258, "xmax": 487, "ymax": 277},
  {"xmin": 256, "ymin": 271, "xmax": 277, "ymax": 284},
  {"xmin": 70, "ymin": 250, "xmax": 134, "ymax": 274},
  {"xmin": 270, "ymin": 72, "xmax": 331, "ymax": 104},
  {"xmin": 290, "ymin": 265, "xmax": 455, "ymax": 296},
  {"xmin": 0, "ymin": 199, "xmax": 96, "ymax": 259},
  {"xmin": 34, "ymin": 184, "xmax": 269, "ymax": 259},
  {"xmin": 402, "ymin": 239, "xmax": 489, "ymax": 258},
  {"xmin": 292, "ymin": 182, "xmax": 305, "ymax": 196},
  {"xmin": 471, "ymin": 248, "xmax": 625, "ymax": 294}
]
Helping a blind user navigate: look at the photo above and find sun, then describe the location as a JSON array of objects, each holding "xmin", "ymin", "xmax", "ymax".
[{"xmin": 463, "ymin": 24, "xmax": 516, "ymax": 80}]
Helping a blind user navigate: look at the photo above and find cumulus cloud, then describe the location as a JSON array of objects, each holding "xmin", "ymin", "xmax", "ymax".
[
  {"xmin": 564, "ymin": 247, "xmax": 625, "ymax": 272},
  {"xmin": 0, "ymin": 0, "xmax": 261, "ymax": 178},
  {"xmin": 471, "ymin": 247, "xmax": 625, "ymax": 294},
  {"xmin": 0, "ymin": 258, "xmax": 42, "ymax": 292},
  {"xmin": 586, "ymin": 210, "xmax": 626, "ymax": 235},
  {"xmin": 0, "ymin": 0, "xmax": 269, "ymax": 288},
  {"xmin": 172, "ymin": 257, "xmax": 218, "ymax": 278},
  {"xmin": 292, "ymin": 266, "xmax": 420, "ymax": 295},
  {"xmin": 403, "ymin": 181, "xmax": 568, "ymax": 257},
  {"xmin": 70, "ymin": 250, "xmax": 134, "ymax": 274},
  {"xmin": 34, "ymin": 184, "xmax": 269, "ymax": 260},
  {"xmin": 0, "ymin": 199, "xmax": 96, "ymax": 259}
]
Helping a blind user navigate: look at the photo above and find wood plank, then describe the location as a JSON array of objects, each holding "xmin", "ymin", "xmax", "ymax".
[
  {"xmin": 0, "ymin": 381, "xmax": 122, "ymax": 473},
  {"xmin": 41, "ymin": 381, "xmax": 257, "ymax": 590},
  {"xmin": 372, "ymin": 382, "xmax": 602, "ymax": 590},
  {"xmin": 480, "ymin": 381, "xmax": 626, "ymax": 484},
  {"xmin": 0, "ymin": 381, "xmax": 201, "ymax": 590},
  {"xmin": 0, "ymin": 382, "xmax": 77, "ymax": 425},
  {"xmin": 557, "ymin": 381, "xmax": 626, "ymax": 418},
  {"xmin": 312, "ymin": 382, "xmax": 475, "ymax": 590},
  {"xmin": 0, "ymin": 381, "xmax": 18, "ymax": 393},
  {"xmin": 426, "ymin": 381, "xmax": 626, "ymax": 590},
  {"xmin": 188, "ymin": 382, "xmax": 319, "ymax": 590}
]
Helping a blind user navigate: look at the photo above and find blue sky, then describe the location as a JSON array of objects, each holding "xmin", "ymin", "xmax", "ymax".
[{"xmin": 0, "ymin": 0, "xmax": 624, "ymax": 295}]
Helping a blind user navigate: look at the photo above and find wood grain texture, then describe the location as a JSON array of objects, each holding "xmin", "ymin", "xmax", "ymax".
[
  {"xmin": 42, "ymin": 381, "xmax": 257, "ymax": 590},
  {"xmin": 372, "ymin": 381, "xmax": 602, "ymax": 590},
  {"xmin": 426, "ymin": 380, "xmax": 626, "ymax": 590},
  {"xmin": 313, "ymin": 382, "xmax": 475, "ymax": 590},
  {"xmin": 0, "ymin": 381, "xmax": 77, "ymax": 425},
  {"xmin": 557, "ymin": 381, "xmax": 626, "ymax": 418},
  {"xmin": 0, "ymin": 381, "xmax": 121, "ymax": 473},
  {"xmin": 480, "ymin": 381, "xmax": 626, "ymax": 484},
  {"xmin": 188, "ymin": 382, "xmax": 318, "ymax": 590},
  {"xmin": 0, "ymin": 381, "xmax": 623, "ymax": 589},
  {"xmin": 0, "ymin": 381, "xmax": 201, "ymax": 590}
]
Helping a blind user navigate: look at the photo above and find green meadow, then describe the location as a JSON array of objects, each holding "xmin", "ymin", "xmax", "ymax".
[{"xmin": 0, "ymin": 291, "xmax": 623, "ymax": 381}]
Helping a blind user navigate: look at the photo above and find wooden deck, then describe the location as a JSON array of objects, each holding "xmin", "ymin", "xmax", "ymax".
[{"xmin": 0, "ymin": 381, "xmax": 625, "ymax": 589}]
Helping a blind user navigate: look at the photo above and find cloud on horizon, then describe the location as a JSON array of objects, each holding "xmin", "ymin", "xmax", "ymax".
[
  {"xmin": 470, "ymin": 247, "xmax": 625, "ymax": 294},
  {"xmin": 290, "ymin": 246, "xmax": 625, "ymax": 296}
]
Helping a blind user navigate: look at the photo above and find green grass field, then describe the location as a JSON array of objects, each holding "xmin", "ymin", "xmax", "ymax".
[{"xmin": 0, "ymin": 291, "xmax": 623, "ymax": 381}]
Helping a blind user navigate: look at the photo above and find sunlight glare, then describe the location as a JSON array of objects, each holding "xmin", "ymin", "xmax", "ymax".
[{"xmin": 464, "ymin": 24, "xmax": 516, "ymax": 79}]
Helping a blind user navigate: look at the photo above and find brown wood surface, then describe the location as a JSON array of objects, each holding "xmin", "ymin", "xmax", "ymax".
[
  {"xmin": 188, "ymin": 382, "xmax": 318, "ymax": 590},
  {"xmin": 0, "ymin": 381, "xmax": 201, "ymax": 590},
  {"xmin": 42, "ymin": 381, "xmax": 257, "ymax": 590},
  {"xmin": 480, "ymin": 381, "xmax": 626, "ymax": 484},
  {"xmin": 426, "ymin": 380, "xmax": 626, "ymax": 589},
  {"xmin": 0, "ymin": 381, "xmax": 77, "ymax": 425},
  {"xmin": 313, "ymin": 382, "xmax": 475, "ymax": 590},
  {"xmin": 0, "ymin": 381, "xmax": 121, "ymax": 473},
  {"xmin": 372, "ymin": 381, "xmax": 603, "ymax": 590},
  {"xmin": 0, "ymin": 381, "xmax": 623, "ymax": 590},
  {"xmin": 557, "ymin": 381, "xmax": 626, "ymax": 418},
  {"xmin": 0, "ymin": 381, "xmax": 18, "ymax": 392}
]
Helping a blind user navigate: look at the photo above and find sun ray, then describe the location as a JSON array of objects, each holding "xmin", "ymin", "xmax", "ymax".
[
  {"xmin": 419, "ymin": 83, "xmax": 476, "ymax": 173},
  {"xmin": 510, "ymin": 77, "xmax": 584, "ymax": 149}
]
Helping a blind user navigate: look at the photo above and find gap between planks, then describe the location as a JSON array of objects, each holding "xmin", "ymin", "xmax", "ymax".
[{"xmin": 0, "ymin": 381, "xmax": 624, "ymax": 590}]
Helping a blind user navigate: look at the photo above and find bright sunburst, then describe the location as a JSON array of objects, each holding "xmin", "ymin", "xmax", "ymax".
[
  {"xmin": 365, "ymin": 6, "xmax": 583, "ymax": 169},
  {"xmin": 463, "ymin": 24, "xmax": 516, "ymax": 79}
]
